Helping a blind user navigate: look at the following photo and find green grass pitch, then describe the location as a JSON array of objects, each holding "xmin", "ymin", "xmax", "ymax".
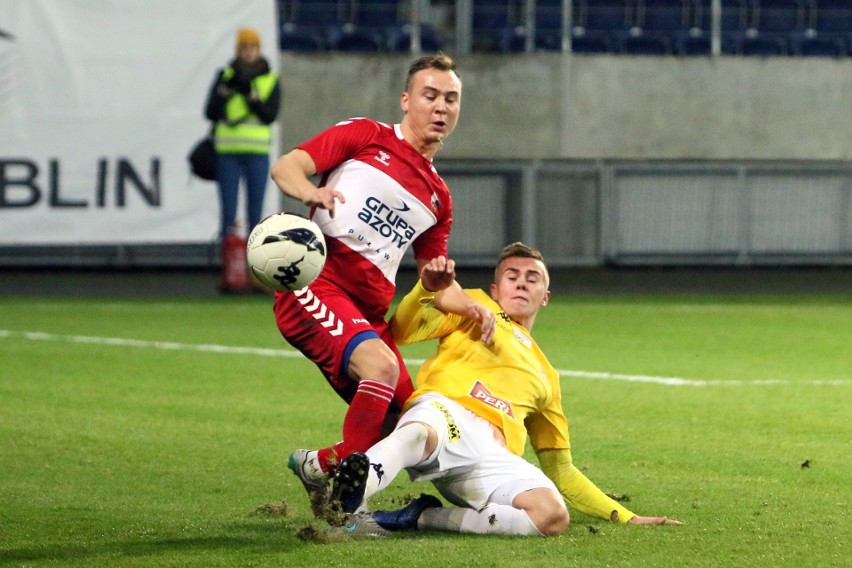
[{"xmin": 1, "ymin": 292, "xmax": 849, "ymax": 567}]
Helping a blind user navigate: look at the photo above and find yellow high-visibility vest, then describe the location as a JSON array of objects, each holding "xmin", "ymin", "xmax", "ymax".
[{"xmin": 215, "ymin": 68, "xmax": 278, "ymax": 154}]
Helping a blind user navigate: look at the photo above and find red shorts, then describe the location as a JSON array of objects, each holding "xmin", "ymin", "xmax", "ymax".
[{"xmin": 273, "ymin": 282, "xmax": 413, "ymax": 411}]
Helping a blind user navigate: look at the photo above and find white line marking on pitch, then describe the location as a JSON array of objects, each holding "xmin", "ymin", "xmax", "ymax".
[{"xmin": 1, "ymin": 330, "xmax": 847, "ymax": 387}]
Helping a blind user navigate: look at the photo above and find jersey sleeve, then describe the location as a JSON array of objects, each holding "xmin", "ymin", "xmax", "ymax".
[
  {"xmin": 525, "ymin": 362, "xmax": 571, "ymax": 451},
  {"xmin": 296, "ymin": 118, "xmax": 379, "ymax": 174},
  {"xmin": 537, "ymin": 448, "xmax": 636, "ymax": 524},
  {"xmin": 390, "ymin": 279, "xmax": 465, "ymax": 345},
  {"xmin": 525, "ymin": 402, "xmax": 571, "ymax": 452},
  {"xmin": 411, "ymin": 191, "xmax": 452, "ymax": 262}
]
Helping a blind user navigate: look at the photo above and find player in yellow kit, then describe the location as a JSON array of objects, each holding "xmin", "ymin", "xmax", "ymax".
[{"xmin": 331, "ymin": 243, "xmax": 681, "ymax": 536}]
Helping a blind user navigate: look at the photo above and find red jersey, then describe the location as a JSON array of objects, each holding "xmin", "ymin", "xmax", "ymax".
[{"xmin": 297, "ymin": 118, "xmax": 453, "ymax": 318}]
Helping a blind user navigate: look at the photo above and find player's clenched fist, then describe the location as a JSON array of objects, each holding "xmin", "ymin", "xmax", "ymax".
[{"xmin": 420, "ymin": 255, "xmax": 456, "ymax": 292}]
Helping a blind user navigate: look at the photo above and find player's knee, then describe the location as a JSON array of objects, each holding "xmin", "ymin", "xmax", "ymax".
[
  {"xmin": 536, "ymin": 506, "xmax": 569, "ymax": 536},
  {"xmin": 349, "ymin": 341, "xmax": 400, "ymax": 385},
  {"xmin": 369, "ymin": 349, "xmax": 400, "ymax": 385},
  {"xmin": 521, "ymin": 491, "xmax": 569, "ymax": 536}
]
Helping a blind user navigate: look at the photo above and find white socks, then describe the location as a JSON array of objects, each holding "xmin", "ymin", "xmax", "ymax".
[
  {"xmin": 420, "ymin": 503, "xmax": 543, "ymax": 536},
  {"xmin": 363, "ymin": 422, "xmax": 429, "ymax": 499}
]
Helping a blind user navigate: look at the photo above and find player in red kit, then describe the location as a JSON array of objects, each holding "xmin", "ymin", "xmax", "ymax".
[{"xmin": 269, "ymin": 54, "xmax": 462, "ymax": 518}]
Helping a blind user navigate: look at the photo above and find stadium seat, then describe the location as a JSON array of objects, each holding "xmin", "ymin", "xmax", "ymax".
[
  {"xmin": 352, "ymin": 0, "xmax": 400, "ymax": 28},
  {"xmin": 736, "ymin": 31, "xmax": 788, "ymax": 54},
  {"xmin": 808, "ymin": 0, "xmax": 852, "ymax": 34},
  {"xmin": 281, "ymin": 0, "xmax": 352, "ymax": 51},
  {"xmin": 639, "ymin": 0, "xmax": 692, "ymax": 32},
  {"xmin": 751, "ymin": 0, "xmax": 806, "ymax": 34},
  {"xmin": 472, "ymin": 0, "xmax": 521, "ymax": 28},
  {"xmin": 582, "ymin": 0, "xmax": 636, "ymax": 32},
  {"xmin": 498, "ymin": 24, "xmax": 565, "ymax": 52},
  {"xmin": 690, "ymin": 0, "xmax": 758, "ymax": 53},
  {"xmin": 675, "ymin": 30, "xmax": 712, "ymax": 54},
  {"xmin": 289, "ymin": 0, "xmax": 349, "ymax": 27},
  {"xmin": 570, "ymin": 29, "xmax": 613, "ymax": 53},
  {"xmin": 532, "ymin": 0, "xmax": 573, "ymax": 50},
  {"xmin": 388, "ymin": 23, "xmax": 442, "ymax": 52},
  {"xmin": 691, "ymin": 0, "xmax": 753, "ymax": 33},
  {"xmin": 500, "ymin": 25, "xmax": 528, "ymax": 51},
  {"xmin": 279, "ymin": 25, "xmax": 325, "ymax": 51},
  {"xmin": 326, "ymin": 23, "xmax": 383, "ymax": 52},
  {"xmin": 790, "ymin": 31, "xmax": 845, "ymax": 55},
  {"xmin": 617, "ymin": 28, "xmax": 673, "ymax": 53},
  {"xmin": 628, "ymin": 0, "xmax": 690, "ymax": 56},
  {"xmin": 472, "ymin": 0, "xmax": 523, "ymax": 51}
]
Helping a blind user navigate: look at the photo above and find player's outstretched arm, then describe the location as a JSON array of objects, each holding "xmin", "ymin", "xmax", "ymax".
[{"xmin": 538, "ymin": 448, "xmax": 682, "ymax": 526}]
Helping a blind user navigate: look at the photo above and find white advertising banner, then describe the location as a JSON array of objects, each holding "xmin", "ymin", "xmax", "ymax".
[{"xmin": 0, "ymin": 0, "xmax": 280, "ymax": 245}]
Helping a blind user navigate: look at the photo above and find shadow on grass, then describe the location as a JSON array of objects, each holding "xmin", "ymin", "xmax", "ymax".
[{"xmin": 0, "ymin": 520, "xmax": 308, "ymax": 563}]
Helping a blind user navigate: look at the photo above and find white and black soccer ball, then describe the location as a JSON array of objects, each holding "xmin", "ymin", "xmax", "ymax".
[{"xmin": 246, "ymin": 213, "xmax": 326, "ymax": 292}]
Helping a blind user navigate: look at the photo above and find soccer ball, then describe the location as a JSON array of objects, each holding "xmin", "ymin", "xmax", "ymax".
[{"xmin": 246, "ymin": 213, "xmax": 327, "ymax": 292}]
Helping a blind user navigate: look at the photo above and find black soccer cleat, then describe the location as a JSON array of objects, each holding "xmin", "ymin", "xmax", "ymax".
[
  {"xmin": 371, "ymin": 494, "xmax": 443, "ymax": 531},
  {"xmin": 331, "ymin": 452, "xmax": 370, "ymax": 514}
]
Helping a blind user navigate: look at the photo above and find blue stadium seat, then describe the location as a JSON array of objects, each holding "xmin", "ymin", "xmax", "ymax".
[
  {"xmin": 690, "ymin": 0, "xmax": 758, "ymax": 53},
  {"xmin": 675, "ymin": 30, "xmax": 712, "ymax": 54},
  {"xmin": 809, "ymin": 0, "xmax": 852, "ymax": 34},
  {"xmin": 736, "ymin": 31, "xmax": 788, "ymax": 54},
  {"xmin": 472, "ymin": 0, "xmax": 522, "ymax": 50},
  {"xmin": 534, "ymin": 0, "xmax": 567, "ymax": 37},
  {"xmin": 522, "ymin": 0, "xmax": 580, "ymax": 51},
  {"xmin": 752, "ymin": 0, "xmax": 806, "ymax": 34},
  {"xmin": 472, "ymin": 0, "xmax": 520, "ymax": 28},
  {"xmin": 570, "ymin": 29, "xmax": 613, "ymax": 53},
  {"xmin": 582, "ymin": 0, "xmax": 636, "ymax": 32},
  {"xmin": 349, "ymin": 0, "xmax": 401, "ymax": 49},
  {"xmin": 692, "ymin": 0, "xmax": 754, "ymax": 33},
  {"xmin": 790, "ymin": 31, "xmax": 845, "ymax": 55},
  {"xmin": 353, "ymin": 0, "xmax": 400, "ymax": 27},
  {"xmin": 631, "ymin": 0, "xmax": 691, "ymax": 56},
  {"xmin": 289, "ymin": 0, "xmax": 349, "ymax": 27},
  {"xmin": 326, "ymin": 23, "xmax": 383, "ymax": 52},
  {"xmin": 388, "ymin": 23, "xmax": 442, "ymax": 52},
  {"xmin": 498, "ymin": 25, "xmax": 570, "ymax": 52},
  {"xmin": 279, "ymin": 24, "xmax": 325, "ymax": 51},
  {"xmin": 639, "ymin": 0, "xmax": 692, "ymax": 32},
  {"xmin": 282, "ymin": 0, "xmax": 352, "ymax": 51},
  {"xmin": 500, "ymin": 25, "xmax": 528, "ymax": 51},
  {"xmin": 617, "ymin": 29, "xmax": 673, "ymax": 53}
]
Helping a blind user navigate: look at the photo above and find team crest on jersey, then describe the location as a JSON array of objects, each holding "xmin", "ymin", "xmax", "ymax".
[
  {"xmin": 430, "ymin": 192, "xmax": 441, "ymax": 213},
  {"xmin": 470, "ymin": 381, "xmax": 514, "ymax": 418},
  {"xmin": 374, "ymin": 150, "xmax": 391, "ymax": 166}
]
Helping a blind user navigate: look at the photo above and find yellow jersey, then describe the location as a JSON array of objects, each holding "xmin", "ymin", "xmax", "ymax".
[{"xmin": 391, "ymin": 283, "xmax": 570, "ymax": 457}]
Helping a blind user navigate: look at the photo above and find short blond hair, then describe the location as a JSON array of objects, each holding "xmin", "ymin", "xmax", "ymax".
[
  {"xmin": 405, "ymin": 53, "xmax": 459, "ymax": 91},
  {"xmin": 495, "ymin": 242, "xmax": 549, "ymax": 287}
]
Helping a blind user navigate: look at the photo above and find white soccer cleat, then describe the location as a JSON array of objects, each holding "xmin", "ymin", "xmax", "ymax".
[{"xmin": 288, "ymin": 449, "xmax": 331, "ymax": 518}]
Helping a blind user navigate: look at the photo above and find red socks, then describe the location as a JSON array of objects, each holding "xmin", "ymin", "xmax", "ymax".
[{"xmin": 317, "ymin": 380, "xmax": 395, "ymax": 472}]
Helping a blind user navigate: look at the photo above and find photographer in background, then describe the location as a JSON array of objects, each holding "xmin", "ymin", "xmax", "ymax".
[{"xmin": 204, "ymin": 27, "xmax": 281, "ymax": 292}]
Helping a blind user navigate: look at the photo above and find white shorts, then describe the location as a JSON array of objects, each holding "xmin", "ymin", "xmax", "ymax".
[{"xmin": 397, "ymin": 393, "xmax": 559, "ymax": 511}]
